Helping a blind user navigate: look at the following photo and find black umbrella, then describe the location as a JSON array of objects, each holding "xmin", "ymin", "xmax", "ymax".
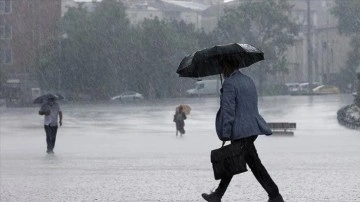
[
  {"xmin": 177, "ymin": 43, "xmax": 264, "ymax": 78},
  {"xmin": 33, "ymin": 93, "xmax": 64, "ymax": 104}
]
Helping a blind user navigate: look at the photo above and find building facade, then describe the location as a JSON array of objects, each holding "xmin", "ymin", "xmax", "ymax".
[
  {"xmin": 0, "ymin": 0, "xmax": 61, "ymax": 104},
  {"xmin": 125, "ymin": 0, "xmax": 211, "ymax": 31},
  {"xmin": 281, "ymin": 0, "xmax": 351, "ymax": 87}
]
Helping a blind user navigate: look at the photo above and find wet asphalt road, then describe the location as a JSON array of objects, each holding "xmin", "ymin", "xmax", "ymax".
[{"xmin": 1, "ymin": 94, "xmax": 359, "ymax": 202}]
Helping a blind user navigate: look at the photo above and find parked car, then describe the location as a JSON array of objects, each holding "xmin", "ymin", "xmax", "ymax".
[
  {"xmin": 285, "ymin": 83, "xmax": 300, "ymax": 95},
  {"xmin": 289, "ymin": 82, "xmax": 320, "ymax": 96},
  {"xmin": 111, "ymin": 91, "xmax": 144, "ymax": 102},
  {"xmin": 186, "ymin": 80, "xmax": 222, "ymax": 97},
  {"xmin": 312, "ymin": 85, "xmax": 340, "ymax": 95}
]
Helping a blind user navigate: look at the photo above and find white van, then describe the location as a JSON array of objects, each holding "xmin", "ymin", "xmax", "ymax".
[{"xmin": 186, "ymin": 80, "xmax": 222, "ymax": 96}]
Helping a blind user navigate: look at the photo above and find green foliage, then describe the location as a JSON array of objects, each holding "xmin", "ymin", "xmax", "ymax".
[
  {"xmin": 262, "ymin": 83, "xmax": 289, "ymax": 96},
  {"xmin": 0, "ymin": 40, "xmax": 9, "ymax": 91},
  {"xmin": 356, "ymin": 82, "xmax": 360, "ymax": 107},
  {"xmin": 34, "ymin": 0, "xmax": 201, "ymax": 100},
  {"xmin": 213, "ymin": 0, "xmax": 298, "ymax": 74},
  {"xmin": 332, "ymin": 1, "xmax": 360, "ymax": 71},
  {"xmin": 132, "ymin": 18, "xmax": 200, "ymax": 98},
  {"xmin": 61, "ymin": 0, "xmax": 131, "ymax": 99},
  {"xmin": 0, "ymin": 65, "xmax": 5, "ymax": 91},
  {"xmin": 210, "ymin": 0, "xmax": 298, "ymax": 95},
  {"xmin": 346, "ymin": 36, "xmax": 360, "ymax": 72},
  {"xmin": 332, "ymin": 0, "xmax": 360, "ymax": 36},
  {"xmin": 35, "ymin": 38, "xmax": 61, "ymax": 92},
  {"xmin": 34, "ymin": 0, "xmax": 299, "ymax": 99},
  {"xmin": 333, "ymin": 0, "xmax": 360, "ymax": 104}
]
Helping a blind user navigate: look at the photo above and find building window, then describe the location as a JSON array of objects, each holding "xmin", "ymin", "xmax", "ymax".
[
  {"xmin": 0, "ymin": 47, "xmax": 12, "ymax": 64},
  {"xmin": 0, "ymin": 0, "xmax": 11, "ymax": 14},
  {"xmin": 0, "ymin": 24, "xmax": 12, "ymax": 39}
]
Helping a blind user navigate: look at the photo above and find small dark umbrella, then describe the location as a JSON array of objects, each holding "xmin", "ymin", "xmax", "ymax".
[
  {"xmin": 177, "ymin": 43, "xmax": 264, "ymax": 78},
  {"xmin": 33, "ymin": 93, "xmax": 64, "ymax": 104}
]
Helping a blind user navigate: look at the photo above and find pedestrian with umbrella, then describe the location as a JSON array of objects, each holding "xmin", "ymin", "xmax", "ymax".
[
  {"xmin": 36, "ymin": 94, "xmax": 63, "ymax": 154},
  {"xmin": 173, "ymin": 105, "xmax": 191, "ymax": 136},
  {"xmin": 33, "ymin": 93, "xmax": 64, "ymax": 104},
  {"xmin": 177, "ymin": 43, "xmax": 284, "ymax": 202}
]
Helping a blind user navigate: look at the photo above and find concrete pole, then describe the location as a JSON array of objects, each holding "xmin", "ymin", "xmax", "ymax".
[
  {"xmin": 356, "ymin": 66, "xmax": 360, "ymax": 107},
  {"xmin": 58, "ymin": 36, "xmax": 62, "ymax": 94},
  {"xmin": 307, "ymin": 0, "xmax": 313, "ymax": 94}
]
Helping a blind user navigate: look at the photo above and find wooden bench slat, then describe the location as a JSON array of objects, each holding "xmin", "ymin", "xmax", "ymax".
[{"xmin": 267, "ymin": 122, "xmax": 296, "ymax": 130}]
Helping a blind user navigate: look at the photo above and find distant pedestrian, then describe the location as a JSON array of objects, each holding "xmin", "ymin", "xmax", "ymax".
[
  {"xmin": 173, "ymin": 106, "xmax": 186, "ymax": 136},
  {"xmin": 39, "ymin": 96, "xmax": 62, "ymax": 154},
  {"xmin": 201, "ymin": 58, "xmax": 284, "ymax": 202}
]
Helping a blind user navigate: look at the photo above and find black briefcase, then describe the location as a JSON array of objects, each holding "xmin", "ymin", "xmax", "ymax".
[{"xmin": 211, "ymin": 141, "xmax": 247, "ymax": 180}]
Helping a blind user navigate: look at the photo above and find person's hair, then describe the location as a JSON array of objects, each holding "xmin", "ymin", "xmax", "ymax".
[
  {"xmin": 219, "ymin": 56, "xmax": 240, "ymax": 77},
  {"xmin": 178, "ymin": 106, "xmax": 183, "ymax": 112}
]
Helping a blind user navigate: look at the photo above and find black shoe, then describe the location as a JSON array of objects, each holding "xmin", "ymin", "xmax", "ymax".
[
  {"xmin": 201, "ymin": 192, "xmax": 221, "ymax": 202},
  {"xmin": 268, "ymin": 194, "xmax": 284, "ymax": 202},
  {"xmin": 46, "ymin": 150, "xmax": 54, "ymax": 154}
]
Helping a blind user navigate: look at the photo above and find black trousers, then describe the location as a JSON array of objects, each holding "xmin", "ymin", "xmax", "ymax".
[
  {"xmin": 44, "ymin": 125, "xmax": 58, "ymax": 151},
  {"xmin": 216, "ymin": 135, "xmax": 280, "ymax": 198},
  {"xmin": 175, "ymin": 121, "xmax": 185, "ymax": 134}
]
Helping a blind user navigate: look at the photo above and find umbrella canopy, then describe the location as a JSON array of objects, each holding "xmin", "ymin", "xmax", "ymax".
[
  {"xmin": 176, "ymin": 104, "xmax": 191, "ymax": 115},
  {"xmin": 33, "ymin": 93, "xmax": 64, "ymax": 104},
  {"xmin": 177, "ymin": 43, "xmax": 264, "ymax": 78}
]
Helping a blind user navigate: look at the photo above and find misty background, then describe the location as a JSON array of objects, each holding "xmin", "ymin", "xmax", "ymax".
[
  {"xmin": 0, "ymin": 0, "xmax": 359, "ymax": 103},
  {"xmin": 1, "ymin": 1, "xmax": 360, "ymax": 201}
]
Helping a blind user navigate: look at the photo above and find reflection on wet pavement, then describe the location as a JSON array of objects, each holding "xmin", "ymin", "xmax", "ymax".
[{"xmin": 1, "ymin": 95, "xmax": 359, "ymax": 201}]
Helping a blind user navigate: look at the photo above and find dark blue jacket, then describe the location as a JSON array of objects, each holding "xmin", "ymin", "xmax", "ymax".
[{"xmin": 216, "ymin": 71, "xmax": 272, "ymax": 141}]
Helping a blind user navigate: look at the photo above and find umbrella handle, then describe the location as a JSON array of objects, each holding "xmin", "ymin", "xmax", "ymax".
[{"xmin": 218, "ymin": 74, "xmax": 223, "ymax": 100}]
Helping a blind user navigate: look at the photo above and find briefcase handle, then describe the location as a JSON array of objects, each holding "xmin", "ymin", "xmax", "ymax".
[{"xmin": 221, "ymin": 140, "xmax": 243, "ymax": 148}]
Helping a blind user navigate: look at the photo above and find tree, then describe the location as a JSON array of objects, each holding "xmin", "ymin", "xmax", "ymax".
[
  {"xmin": 212, "ymin": 0, "xmax": 299, "ymax": 94},
  {"xmin": 36, "ymin": 0, "xmax": 132, "ymax": 100},
  {"xmin": 133, "ymin": 18, "xmax": 201, "ymax": 98},
  {"xmin": 35, "ymin": 0, "xmax": 203, "ymax": 100},
  {"xmin": 332, "ymin": 0, "xmax": 360, "ymax": 105},
  {"xmin": 332, "ymin": 0, "xmax": 360, "ymax": 36},
  {"xmin": 0, "ymin": 57, "xmax": 6, "ymax": 92},
  {"xmin": 35, "ymin": 38, "xmax": 61, "ymax": 92}
]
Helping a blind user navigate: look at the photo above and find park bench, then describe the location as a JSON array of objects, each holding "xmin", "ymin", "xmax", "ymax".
[{"xmin": 267, "ymin": 122, "xmax": 296, "ymax": 136}]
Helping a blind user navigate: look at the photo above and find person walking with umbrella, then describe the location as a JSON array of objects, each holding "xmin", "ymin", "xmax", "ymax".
[
  {"xmin": 202, "ymin": 58, "xmax": 284, "ymax": 202},
  {"xmin": 177, "ymin": 44, "xmax": 284, "ymax": 202},
  {"xmin": 173, "ymin": 105, "xmax": 187, "ymax": 136},
  {"xmin": 38, "ymin": 95, "xmax": 63, "ymax": 154}
]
